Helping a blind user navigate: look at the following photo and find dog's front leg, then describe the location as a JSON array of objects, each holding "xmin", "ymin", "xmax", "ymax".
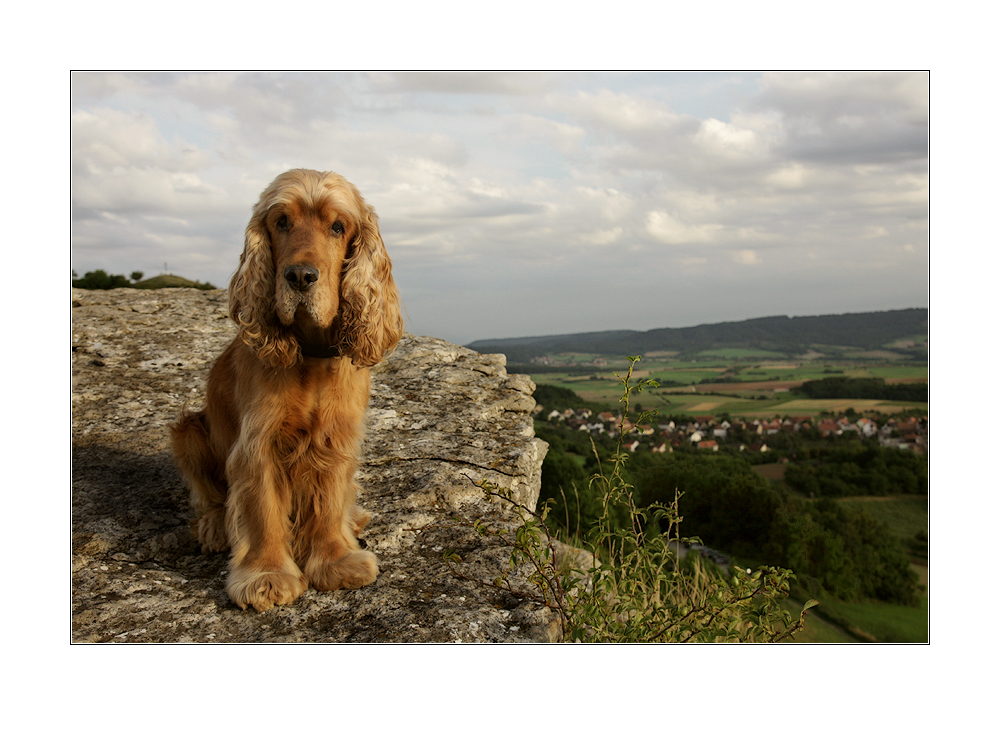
[
  {"xmin": 224, "ymin": 440, "xmax": 308, "ymax": 612},
  {"xmin": 301, "ymin": 459, "xmax": 379, "ymax": 592}
]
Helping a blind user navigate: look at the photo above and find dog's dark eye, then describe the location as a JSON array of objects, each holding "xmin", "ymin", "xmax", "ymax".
[
  {"xmin": 275, "ymin": 214, "xmax": 290, "ymax": 232},
  {"xmin": 331, "ymin": 220, "xmax": 344, "ymax": 237}
]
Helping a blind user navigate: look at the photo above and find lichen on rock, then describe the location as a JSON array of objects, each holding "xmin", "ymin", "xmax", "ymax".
[{"xmin": 72, "ymin": 288, "xmax": 553, "ymax": 643}]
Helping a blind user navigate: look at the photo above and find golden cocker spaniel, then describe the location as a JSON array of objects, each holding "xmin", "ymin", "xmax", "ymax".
[{"xmin": 171, "ymin": 169, "xmax": 403, "ymax": 612}]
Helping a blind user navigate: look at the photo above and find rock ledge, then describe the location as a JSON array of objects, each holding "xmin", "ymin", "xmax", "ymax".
[{"xmin": 72, "ymin": 288, "xmax": 553, "ymax": 643}]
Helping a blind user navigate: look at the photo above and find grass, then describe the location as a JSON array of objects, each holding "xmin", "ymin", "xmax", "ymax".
[
  {"xmin": 782, "ymin": 600, "xmax": 856, "ymax": 643},
  {"xmin": 782, "ymin": 579, "xmax": 928, "ymax": 643},
  {"xmin": 816, "ymin": 594, "xmax": 928, "ymax": 643}
]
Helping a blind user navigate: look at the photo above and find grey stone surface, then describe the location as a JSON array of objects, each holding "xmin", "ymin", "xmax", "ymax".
[{"xmin": 72, "ymin": 288, "xmax": 554, "ymax": 643}]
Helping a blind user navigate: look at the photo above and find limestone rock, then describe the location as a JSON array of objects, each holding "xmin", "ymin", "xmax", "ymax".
[{"xmin": 72, "ymin": 288, "xmax": 553, "ymax": 643}]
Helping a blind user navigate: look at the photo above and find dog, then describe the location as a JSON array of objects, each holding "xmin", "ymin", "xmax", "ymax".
[{"xmin": 171, "ymin": 169, "xmax": 403, "ymax": 612}]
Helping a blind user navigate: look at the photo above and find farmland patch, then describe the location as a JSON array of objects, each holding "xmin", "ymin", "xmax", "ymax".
[
  {"xmin": 776, "ymin": 398, "xmax": 889, "ymax": 412},
  {"xmin": 686, "ymin": 401, "xmax": 725, "ymax": 412},
  {"xmin": 753, "ymin": 463, "xmax": 787, "ymax": 481}
]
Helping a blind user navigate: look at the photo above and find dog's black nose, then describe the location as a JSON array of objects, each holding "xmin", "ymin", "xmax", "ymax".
[{"xmin": 283, "ymin": 265, "xmax": 319, "ymax": 292}]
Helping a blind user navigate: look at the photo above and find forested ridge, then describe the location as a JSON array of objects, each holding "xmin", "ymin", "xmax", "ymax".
[{"xmin": 470, "ymin": 308, "xmax": 927, "ymax": 361}]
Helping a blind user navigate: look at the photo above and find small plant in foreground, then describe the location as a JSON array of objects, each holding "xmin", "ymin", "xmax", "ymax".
[{"xmin": 447, "ymin": 356, "xmax": 817, "ymax": 642}]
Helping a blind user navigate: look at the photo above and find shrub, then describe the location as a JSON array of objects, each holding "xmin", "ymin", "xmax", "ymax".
[
  {"xmin": 72, "ymin": 269, "xmax": 132, "ymax": 289},
  {"xmin": 449, "ymin": 357, "xmax": 815, "ymax": 642}
]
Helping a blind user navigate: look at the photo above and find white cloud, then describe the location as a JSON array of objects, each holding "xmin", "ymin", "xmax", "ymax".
[
  {"xmin": 646, "ymin": 211, "xmax": 722, "ymax": 245},
  {"xmin": 695, "ymin": 117, "xmax": 768, "ymax": 160},
  {"xmin": 579, "ymin": 227, "xmax": 625, "ymax": 246},
  {"xmin": 565, "ymin": 88, "xmax": 691, "ymax": 136},
  {"xmin": 731, "ymin": 250, "xmax": 762, "ymax": 265},
  {"xmin": 765, "ymin": 162, "xmax": 808, "ymax": 189}
]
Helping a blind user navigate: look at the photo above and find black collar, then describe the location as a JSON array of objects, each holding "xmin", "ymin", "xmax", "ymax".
[{"xmin": 298, "ymin": 341, "xmax": 343, "ymax": 359}]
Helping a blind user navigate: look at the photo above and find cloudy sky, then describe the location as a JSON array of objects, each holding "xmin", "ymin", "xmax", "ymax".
[{"xmin": 71, "ymin": 71, "xmax": 928, "ymax": 346}]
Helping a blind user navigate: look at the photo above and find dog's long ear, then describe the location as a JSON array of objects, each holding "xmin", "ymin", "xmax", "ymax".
[
  {"xmin": 228, "ymin": 203, "xmax": 300, "ymax": 369},
  {"xmin": 338, "ymin": 201, "xmax": 403, "ymax": 367}
]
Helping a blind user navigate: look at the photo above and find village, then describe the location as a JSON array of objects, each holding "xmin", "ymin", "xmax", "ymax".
[{"xmin": 534, "ymin": 403, "xmax": 929, "ymax": 456}]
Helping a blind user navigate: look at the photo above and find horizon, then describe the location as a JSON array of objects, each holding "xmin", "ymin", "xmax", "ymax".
[
  {"xmin": 464, "ymin": 305, "xmax": 928, "ymax": 346},
  {"xmin": 70, "ymin": 270, "xmax": 927, "ymax": 347}
]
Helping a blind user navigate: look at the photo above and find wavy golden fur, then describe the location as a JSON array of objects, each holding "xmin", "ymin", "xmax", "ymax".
[{"xmin": 171, "ymin": 169, "xmax": 403, "ymax": 612}]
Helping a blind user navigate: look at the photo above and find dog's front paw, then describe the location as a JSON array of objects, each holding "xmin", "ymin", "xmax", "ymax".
[
  {"xmin": 306, "ymin": 550, "xmax": 379, "ymax": 591},
  {"xmin": 227, "ymin": 566, "xmax": 308, "ymax": 612},
  {"xmin": 194, "ymin": 506, "xmax": 228, "ymax": 553}
]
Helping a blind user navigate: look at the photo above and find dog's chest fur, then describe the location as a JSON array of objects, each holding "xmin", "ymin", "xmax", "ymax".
[{"xmin": 274, "ymin": 357, "xmax": 368, "ymax": 467}]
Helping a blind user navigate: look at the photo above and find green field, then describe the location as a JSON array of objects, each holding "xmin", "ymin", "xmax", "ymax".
[
  {"xmin": 531, "ymin": 375, "xmax": 925, "ymax": 418},
  {"xmin": 687, "ymin": 347, "xmax": 792, "ymax": 359},
  {"xmin": 783, "ymin": 600, "xmax": 857, "ymax": 643},
  {"xmin": 815, "ymin": 591, "xmax": 928, "ymax": 643},
  {"xmin": 527, "ymin": 353, "xmax": 926, "ymax": 418},
  {"xmin": 784, "ymin": 591, "xmax": 928, "ymax": 643}
]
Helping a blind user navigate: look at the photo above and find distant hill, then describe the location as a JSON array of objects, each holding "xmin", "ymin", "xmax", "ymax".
[
  {"xmin": 468, "ymin": 308, "xmax": 928, "ymax": 362},
  {"xmin": 132, "ymin": 274, "xmax": 215, "ymax": 290}
]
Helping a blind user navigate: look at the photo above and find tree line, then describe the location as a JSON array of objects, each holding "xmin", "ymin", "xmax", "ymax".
[
  {"xmin": 784, "ymin": 443, "xmax": 927, "ymax": 497},
  {"xmin": 72, "ymin": 269, "xmax": 145, "ymax": 289},
  {"xmin": 795, "ymin": 376, "xmax": 928, "ymax": 402},
  {"xmin": 72, "ymin": 269, "xmax": 215, "ymax": 290}
]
